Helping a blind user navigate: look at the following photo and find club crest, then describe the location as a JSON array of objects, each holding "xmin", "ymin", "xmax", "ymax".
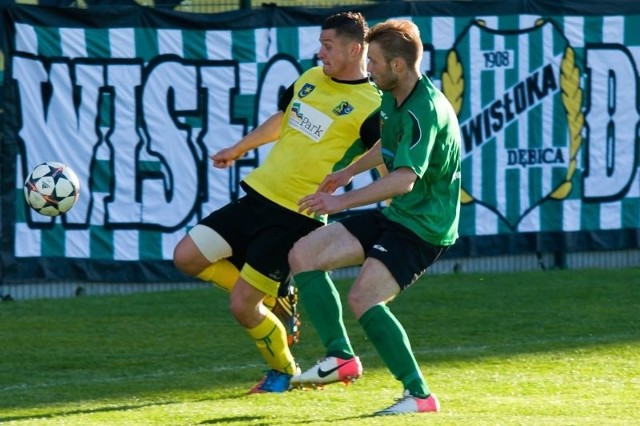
[
  {"xmin": 332, "ymin": 101, "xmax": 354, "ymax": 116},
  {"xmin": 298, "ymin": 83, "xmax": 315, "ymax": 98},
  {"xmin": 441, "ymin": 19, "xmax": 584, "ymax": 230}
]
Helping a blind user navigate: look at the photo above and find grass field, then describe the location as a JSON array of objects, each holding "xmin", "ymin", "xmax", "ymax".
[{"xmin": 1, "ymin": 268, "xmax": 639, "ymax": 425}]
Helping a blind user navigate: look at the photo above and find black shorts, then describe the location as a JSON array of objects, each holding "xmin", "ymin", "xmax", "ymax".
[
  {"xmin": 200, "ymin": 187, "xmax": 322, "ymax": 285},
  {"xmin": 340, "ymin": 210, "xmax": 448, "ymax": 290}
]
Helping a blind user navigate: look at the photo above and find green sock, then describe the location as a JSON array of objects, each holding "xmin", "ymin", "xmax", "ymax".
[
  {"xmin": 294, "ymin": 270, "xmax": 354, "ymax": 359},
  {"xmin": 359, "ymin": 304, "xmax": 430, "ymax": 398}
]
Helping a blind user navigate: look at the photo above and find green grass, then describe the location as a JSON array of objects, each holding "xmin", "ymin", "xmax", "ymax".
[{"xmin": 1, "ymin": 268, "xmax": 639, "ymax": 425}]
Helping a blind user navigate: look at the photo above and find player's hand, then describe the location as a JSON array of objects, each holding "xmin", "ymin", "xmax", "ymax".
[
  {"xmin": 210, "ymin": 147, "xmax": 239, "ymax": 168},
  {"xmin": 317, "ymin": 169, "xmax": 353, "ymax": 194},
  {"xmin": 298, "ymin": 192, "xmax": 341, "ymax": 216}
]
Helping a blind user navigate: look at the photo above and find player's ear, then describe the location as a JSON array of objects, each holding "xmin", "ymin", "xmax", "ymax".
[
  {"xmin": 392, "ymin": 57, "xmax": 405, "ymax": 73},
  {"xmin": 390, "ymin": 58, "xmax": 399, "ymax": 72},
  {"xmin": 350, "ymin": 41, "xmax": 364, "ymax": 57}
]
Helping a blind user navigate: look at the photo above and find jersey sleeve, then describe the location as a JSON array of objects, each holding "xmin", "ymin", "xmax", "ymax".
[
  {"xmin": 359, "ymin": 109, "xmax": 381, "ymax": 149},
  {"xmin": 395, "ymin": 108, "xmax": 437, "ymax": 178},
  {"xmin": 277, "ymin": 84, "xmax": 294, "ymax": 112}
]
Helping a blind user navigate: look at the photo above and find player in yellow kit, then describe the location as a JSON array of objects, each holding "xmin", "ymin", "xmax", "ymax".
[{"xmin": 173, "ymin": 11, "xmax": 381, "ymax": 393}]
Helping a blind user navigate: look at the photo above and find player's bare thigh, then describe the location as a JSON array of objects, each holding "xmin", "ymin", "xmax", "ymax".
[{"xmin": 289, "ymin": 222, "xmax": 365, "ymax": 272}]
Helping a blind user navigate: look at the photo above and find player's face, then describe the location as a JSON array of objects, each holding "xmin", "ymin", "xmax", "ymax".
[
  {"xmin": 367, "ymin": 42, "xmax": 398, "ymax": 92},
  {"xmin": 317, "ymin": 29, "xmax": 353, "ymax": 78}
]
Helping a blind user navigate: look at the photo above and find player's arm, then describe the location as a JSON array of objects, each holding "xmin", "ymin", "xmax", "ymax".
[
  {"xmin": 316, "ymin": 110, "xmax": 383, "ymax": 193},
  {"xmin": 317, "ymin": 141, "xmax": 382, "ymax": 194},
  {"xmin": 211, "ymin": 111, "xmax": 284, "ymax": 168},
  {"xmin": 299, "ymin": 166, "xmax": 416, "ymax": 215},
  {"xmin": 211, "ymin": 84, "xmax": 294, "ymax": 168}
]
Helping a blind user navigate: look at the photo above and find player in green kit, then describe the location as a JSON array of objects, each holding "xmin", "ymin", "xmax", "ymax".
[
  {"xmin": 173, "ymin": 12, "xmax": 380, "ymax": 393},
  {"xmin": 289, "ymin": 19, "xmax": 461, "ymax": 415}
]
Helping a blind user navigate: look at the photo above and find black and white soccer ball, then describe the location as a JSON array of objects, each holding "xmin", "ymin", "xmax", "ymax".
[{"xmin": 24, "ymin": 161, "xmax": 80, "ymax": 217}]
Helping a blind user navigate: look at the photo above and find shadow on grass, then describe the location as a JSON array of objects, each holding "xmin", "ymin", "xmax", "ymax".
[
  {"xmin": 196, "ymin": 408, "xmax": 380, "ymax": 426},
  {"xmin": 0, "ymin": 391, "xmax": 253, "ymax": 423},
  {"xmin": 0, "ymin": 400, "xmax": 178, "ymax": 423},
  {"xmin": 199, "ymin": 416, "xmax": 270, "ymax": 425}
]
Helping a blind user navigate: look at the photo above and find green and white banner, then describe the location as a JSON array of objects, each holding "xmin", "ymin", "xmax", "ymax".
[{"xmin": 2, "ymin": 2, "xmax": 639, "ymax": 281}]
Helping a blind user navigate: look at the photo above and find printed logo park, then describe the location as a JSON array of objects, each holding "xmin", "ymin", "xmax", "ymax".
[{"xmin": 289, "ymin": 101, "xmax": 333, "ymax": 142}]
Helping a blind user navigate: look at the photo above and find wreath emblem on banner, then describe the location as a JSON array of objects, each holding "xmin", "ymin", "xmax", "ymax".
[{"xmin": 441, "ymin": 19, "xmax": 584, "ymax": 228}]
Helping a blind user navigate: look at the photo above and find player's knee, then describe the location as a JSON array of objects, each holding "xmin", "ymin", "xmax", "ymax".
[
  {"xmin": 347, "ymin": 287, "xmax": 375, "ymax": 319},
  {"xmin": 172, "ymin": 250, "xmax": 191, "ymax": 276},
  {"xmin": 173, "ymin": 238, "xmax": 200, "ymax": 277},
  {"xmin": 229, "ymin": 292, "xmax": 257, "ymax": 328},
  {"xmin": 288, "ymin": 243, "xmax": 302, "ymax": 272},
  {"xmin": 229, "ymin": 296, "xmax": 242, "ymax": 321},
  {"xmin": 289, "ymin": 239, "xmax": 314, "ymax": 273}
]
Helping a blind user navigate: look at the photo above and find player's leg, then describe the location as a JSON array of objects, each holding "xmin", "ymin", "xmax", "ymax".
[
  {"xmin": 234, "ymin": 206, "xmax": 319, "ymax": 393},
  {"xmin": 352, "ymin": 257, "xmax": 432, "ymax": 401},
  {"xmin": 355, "ymin": 264, "xmax": 440, "ymax": 415},
  {"xmin": 173, "ymin": 199, "xmax": 251, "ymax": 292},
  {"xmin": 173, "ymin": 225, "xmax": 238, "ymax": 292},
  {"xmin": 289, "ymin": 220, "xmax": 369, "ymax": 388},
  {"xmin": 174, "ymin": 217, "xmax": 300, "ymax": 346},
  {"xmin": 231, "ymin": 271, "xmax": 299, "ymax": 393},
  {"xmin": 350, "ymin": 219, "xmax": 446, "ymax": 415}
]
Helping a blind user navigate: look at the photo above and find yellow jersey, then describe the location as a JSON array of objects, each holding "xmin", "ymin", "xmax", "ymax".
[{"xmin": 243, "ymin": 66, "xmax": 381, "ymax": 222}]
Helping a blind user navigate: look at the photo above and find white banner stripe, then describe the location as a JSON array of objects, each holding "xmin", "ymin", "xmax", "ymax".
[
  {"xmin": 110, "ymin": 28, "xmax": 135, "ymax": 58},
  {"xmin": 603, "ymin": 16, "xmax": 625, "ymax": 44},
  {"xmin": 15, "ymin": 23, "xmax": 38, "ymax": 54},
  {"xmin": 60, "ymin": 28, "xmax": 87, "ymax": 58},
  {"xmin": 158, "ymin": 29, "xmax": 183, "ymax": 55},
  {"xmin": 206, "ymin": 30, "xmax": 232, "ymax": 60},
  {"xmin": 65, "ymin": 229, "xmax": 91, "ymax": 258}
]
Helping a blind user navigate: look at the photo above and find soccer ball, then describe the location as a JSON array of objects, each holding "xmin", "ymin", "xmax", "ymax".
[{"xmin": 24, "ymin": 162, "xmax": 80, "ymax": 217}]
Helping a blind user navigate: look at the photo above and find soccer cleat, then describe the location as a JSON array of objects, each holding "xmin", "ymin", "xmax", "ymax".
[
  {"xmin": 290, "ymin": 356, "xmax": 362, "ymax": 388},
  {"xmin": 270, "ymin": 282, "xmax": 301, "ymax": 346},
  {"xmin": 248, "ymin": 367, "xmax": 299, "ymax": 394},
  {"xmin": 374, "ymin": 391, "xmax": 440, "ymax": 416}
]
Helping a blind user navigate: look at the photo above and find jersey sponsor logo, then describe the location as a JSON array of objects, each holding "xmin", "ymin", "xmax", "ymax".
[
  {"xmin": 332, "ymin": 101, "xmax": 354, "ymax": 116},
  {"xmin": 288, "ymin": 101, "xmax": 333, "ymax": 142},
  {"xmin": 442, "ymin": 19, "xmax": 583, "ymax": 229},
  {"xmin": 373, "ymin": 244, "xmax": 388, "ymax": 253},
  {"xmin": 298, "ymin": 83, "xmax": 315, "ymax": 98}
]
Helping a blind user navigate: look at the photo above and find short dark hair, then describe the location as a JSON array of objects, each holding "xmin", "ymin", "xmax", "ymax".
[
  {"xmin": 322, "ymin": 12, "xmax": 368, "ymax": 44},
  {"xmin": 365, "ymin": 19, "xmax": 422, "ymax": 67}
]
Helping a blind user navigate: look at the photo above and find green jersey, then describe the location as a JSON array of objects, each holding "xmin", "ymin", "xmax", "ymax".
[{"xmin": 380, "ymin": 75, "xmax": 461, "ymax": 246}]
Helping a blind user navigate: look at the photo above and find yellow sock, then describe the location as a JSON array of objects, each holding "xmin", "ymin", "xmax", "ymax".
[
  {"xmin": 196, "ymin": 259, "xmax": 239, "ymax": 292},
  {"xmin": 247, "ymin": 310, "xmax": 296, "ymax": 374}
]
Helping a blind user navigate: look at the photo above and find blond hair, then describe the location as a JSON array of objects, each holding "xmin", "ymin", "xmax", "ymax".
[{"xmin": 365, "ymin": 19, "xmax": 422, "ymax": 67}]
